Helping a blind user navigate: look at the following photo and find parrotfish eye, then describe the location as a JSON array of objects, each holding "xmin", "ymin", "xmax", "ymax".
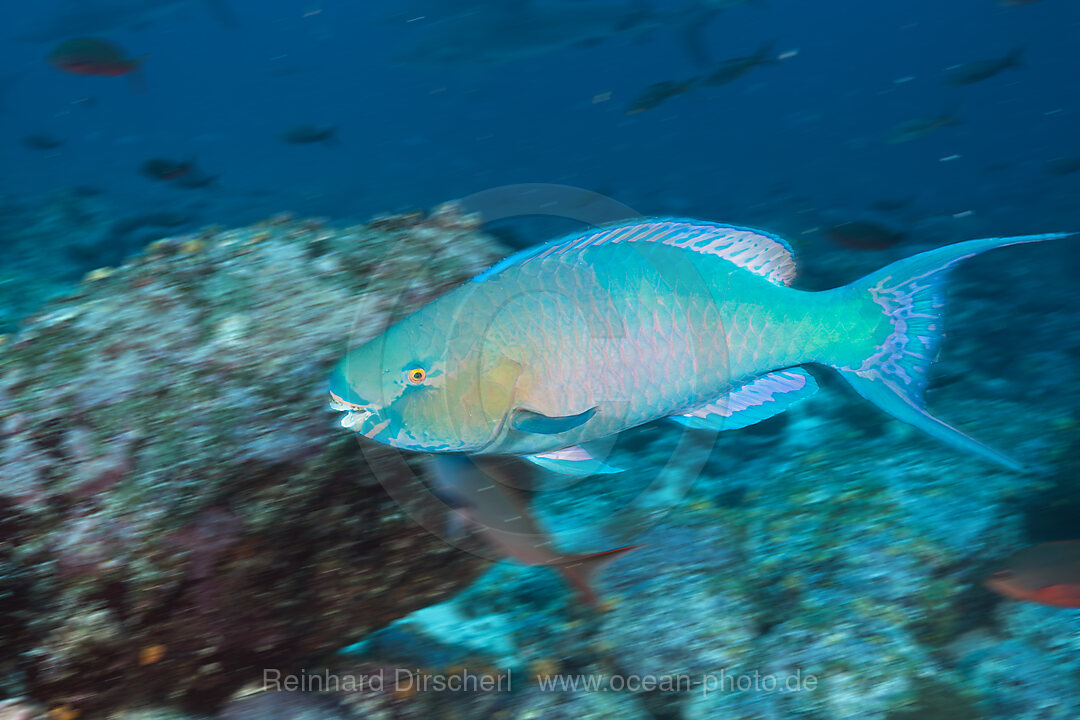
[{"xmin": 406, "ymin": 367, "xmax": 427, "ymax": 384}]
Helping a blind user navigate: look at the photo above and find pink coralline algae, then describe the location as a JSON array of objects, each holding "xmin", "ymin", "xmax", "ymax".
[{"xmin": 0, "ymin": 205, "xmax": 504, "ymax": 718}]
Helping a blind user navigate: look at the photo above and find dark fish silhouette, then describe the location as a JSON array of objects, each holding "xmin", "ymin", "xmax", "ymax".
[
  {"xmin": 625, "ymin": 78, "xmax": 698, "ymax": 114},
  {"xmin": 22, "ymin": 133, "xmax": 66, "ymax": 150},
  {"xmin": 141, "ymin": 157, "xmax": 194, "ymax": 181},
  {"xmin": 49, "ymin": 37, "xmax": 142, "ymax": 77},
  {"xmin": 281, "ymin": 124, "xmax": 339, "ymax": 145},
  {"xmin": 1046, "ymin": 157, "xmax": 1080, "ymax": 177},
  {"xmin": 702, "ymin": 42, "xmax": 776, "ymax": 86},
  {"xmin": 885, "ymin": 112, "xmax": 961, "ymax": 144},
  {"xmin": 945, "ymin": 46, "xmax": 1024, "ymax": 86},
  {"xmin": 870, "ymin": 197, "xmax": 914, "ymax": 214},
  {"xmin": 395, "ymin": 0, "xmax": 719, "ymax": 67},
  {"xmin": 825, "ymin": 221, "xmax": 905, "ymax": 250}
]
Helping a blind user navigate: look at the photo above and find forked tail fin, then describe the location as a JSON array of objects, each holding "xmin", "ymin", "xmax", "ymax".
[{"xmin": 833, "ymin": 232, "xmax": 1074, "ymax": 472}]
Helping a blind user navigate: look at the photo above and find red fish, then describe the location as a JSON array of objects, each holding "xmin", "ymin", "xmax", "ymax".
[
  {"xmin": 49, "ymin": 38, "xmax": 142, "ymax": 77},
  {"xmin": 984, "ymin": 541, "xmax": 1080, "ymax": 608}
]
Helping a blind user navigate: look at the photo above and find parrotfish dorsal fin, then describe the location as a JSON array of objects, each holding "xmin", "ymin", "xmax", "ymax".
[
  {"xmin": 540, "ymin": 219, "xmax": 797, "ymax": 285},
  {"xmin": 473, "ymin": 219, "xmax": 797, "ymax": 286},
  {"xmin": 669, "ymin": 368, "xmax": 818, "ymax": 431}
]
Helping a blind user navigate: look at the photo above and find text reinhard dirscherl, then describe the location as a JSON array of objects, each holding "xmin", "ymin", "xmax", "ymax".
[{"xmin": 262, "ymin": 668, "xmax": 818, "ymax": 697}]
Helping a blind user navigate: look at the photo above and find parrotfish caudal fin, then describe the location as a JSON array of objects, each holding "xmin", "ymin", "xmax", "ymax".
[
  {"xmin": 557, "ymin": 545, "xmax": 643, "ymax": 607},
  {"xmin": 835, "ymin": 232, "xmax": 1074, "ymax": 472}
]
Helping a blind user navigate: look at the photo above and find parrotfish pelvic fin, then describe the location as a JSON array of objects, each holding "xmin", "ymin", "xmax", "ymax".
[
  {"xmin": 834, "ymin": 231, "xmax": 1075, "ymax": 472},
  {"xmin": 526, "ymin": 443, "xmax": 624, "ymax": 475},
  {"xmin": 556, "ymin": 545, "xmax": 643, "ymax": 607},
  {"xmin": 670, "ymin": 368, "xmax": 818, "ymax": 431}
]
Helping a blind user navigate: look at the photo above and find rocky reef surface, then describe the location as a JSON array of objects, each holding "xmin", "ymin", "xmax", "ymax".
[
  {"xmin": 2, "ymin": 204, "xmax": 1078, "ymax": 720},
  {"xmin": 0, "ymin": 205, "xmax": 503, "ymax": 717}
]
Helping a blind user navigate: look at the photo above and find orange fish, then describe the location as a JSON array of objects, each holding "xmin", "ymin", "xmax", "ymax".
[
  {"xmin": 984, "ymin": 541, "xmax": 1080, "ymax": 608},
  {"xmin": 49, "ymin": 38, "xmax": 142, "ymax": 77}
]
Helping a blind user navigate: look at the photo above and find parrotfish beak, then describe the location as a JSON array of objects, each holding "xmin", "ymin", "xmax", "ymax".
[{"xmin": 327, "ymin": 364, "xmax": 387, "ymax": 438}]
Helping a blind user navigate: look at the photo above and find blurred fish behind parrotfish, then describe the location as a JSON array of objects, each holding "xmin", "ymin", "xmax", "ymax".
[
  {"xmin": 984, "ymin": 541, "xmax": 1080, "ymax": 607},
  {"xmin": 430, "ymin": 455, "xmax": 640, "ymax": 606},
  {"xmin": 945, "ymin": 46, "xmax": 1024, "ymax": 86}
]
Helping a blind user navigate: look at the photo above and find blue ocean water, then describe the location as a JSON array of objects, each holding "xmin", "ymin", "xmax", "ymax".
[
  {"xmin": 1, "ymin": 0, "xmax": 1078, "ymax": 236},
  {"xmin": 3, "ymin": 2, "xmax": 1080, "ymax": 720}
]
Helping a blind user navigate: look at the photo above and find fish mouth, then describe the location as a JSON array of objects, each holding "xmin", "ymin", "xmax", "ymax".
[{"xmin": 329, "ymin": 390, "xmax": 380, "ymax": 433}]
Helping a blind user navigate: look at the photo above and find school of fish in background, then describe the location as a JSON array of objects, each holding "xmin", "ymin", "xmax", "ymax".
[{"xmin": 1, "ymin": 0, "xmax": 1080, "ymax": 718}]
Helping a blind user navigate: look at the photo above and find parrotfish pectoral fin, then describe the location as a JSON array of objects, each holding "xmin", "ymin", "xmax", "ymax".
[
  {"xmin": 512, "ymin": 407, "xmax": 597, "ymax": 435},
  {"xmin": 670, "ymin": 368, "xmax": 818, "ymax": 431},
  {"xmin": 835, "ymin": 231, "xmax": 1075, "ymax": 472},
  {"xmin": 526, "ymin": 444, "xmax": 624, "ymax": 476},
  {"xmin": 557, "ymin": 545, "xmax": 643, "ymax": 607}
]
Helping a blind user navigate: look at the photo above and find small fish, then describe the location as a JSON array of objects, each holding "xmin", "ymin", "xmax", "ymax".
[
  {"xmin": 330, "ymin": 219, "xmax": 1074, "ymax": 494},
  {"xmin": 625, "ymin": 78, "xmax": 697, "ymax": 114},
  {"xmin": 702, "ymin": 42, "xmax": 776, "ymax": 86},
  {"xmin": 22, "ymin": 133, "xmax": 65, "ymax": 150},
  {"xmin": 984, "ymin": 541, "xmax": 1080, "ymax": 607},
  {"xmin": 280, "ymin": 124, "xmax": 338, "ymax": 145},
  {"xmin": 49, "ymin": 37, "xmax": 143, "ymax": 77},
  {"xmin": 870, "ymin": 197, "xmax": 914, "ymax": 214},
  {"xmin": 140, "ymin": 157, "xmax": 193, "ymax": 181},
  {"xmin": 825, "ymin": 221, "xmax": 905, "ymax": 250},
  {"xmin": 945, "ymin": 46, "xmax": 1024, "ymax": 86},
  {"xmin": 429, "ymin": 454, "xmax": 639, "ymax": 606},
  {"xmin": 885, "ymin": 112, "xmax": 961, "ymax": 144},
  {"xmin": 1046, "ymin": 157, "xmax": 1080, "ymax": 177},
  {"xmin": 395, "ymin": 0, "xmax": 719, "ymax": 67}
]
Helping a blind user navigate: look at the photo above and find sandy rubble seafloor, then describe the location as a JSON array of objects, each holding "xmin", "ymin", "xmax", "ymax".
[{"xmin": 1, "ymin": 202, "xmax": 1079, "ymax": 720}]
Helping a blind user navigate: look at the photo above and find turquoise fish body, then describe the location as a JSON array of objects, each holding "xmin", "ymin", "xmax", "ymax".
[{"xmin": 330, "ymin": 219, "xmax": 1072, "ymax": 474}]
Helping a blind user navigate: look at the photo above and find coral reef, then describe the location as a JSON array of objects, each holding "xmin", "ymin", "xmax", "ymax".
[{"xmin": 0, "ymin": 205, "xmax": 504, "ymax": 717}]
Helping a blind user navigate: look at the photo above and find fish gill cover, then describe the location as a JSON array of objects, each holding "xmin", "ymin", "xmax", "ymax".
[{"xmin": 0, "ymin": 0, "xmax": 1079, "ymax": 719}]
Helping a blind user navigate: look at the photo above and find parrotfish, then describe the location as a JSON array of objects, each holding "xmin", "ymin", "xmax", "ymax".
[
  {"xmin": 330, "ymin": 219, "xmax": 1072, "ymax": 596},
  {"xmin": 984, "ymin": 541, "xmax": 1080, "ymax": 608}
]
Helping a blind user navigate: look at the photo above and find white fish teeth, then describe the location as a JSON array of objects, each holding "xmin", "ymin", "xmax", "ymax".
[
  {"xmin": 340, "ymin": 411, "xmax": 371, "ymax": 429},
  {"xmin": 328, "ymin": 396, "xmax": 352, "ymax": 410}
]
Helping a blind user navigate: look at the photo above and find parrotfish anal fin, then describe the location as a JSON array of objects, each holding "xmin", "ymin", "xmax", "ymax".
[
  {"xmin": 526, "ymin": 443, "xmax": 624, "ymax": 476},
  {"xmin": 512, "ymin": 406, "xmax": 597, "ymax": 435},
  {"xmin": 835, "ymin": 231, "xmax": 1076, "ymax": 472},
  {"xmin": 670, "ymin": 368, "xmax": 818, "ymax": 431},
  {"xmin": 473, "ymin": 219, "xmax": 797, "ymax": 286},
  {"xmin": 557, "ymin": 545, "xmax": 643, "ymax": 607}
]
